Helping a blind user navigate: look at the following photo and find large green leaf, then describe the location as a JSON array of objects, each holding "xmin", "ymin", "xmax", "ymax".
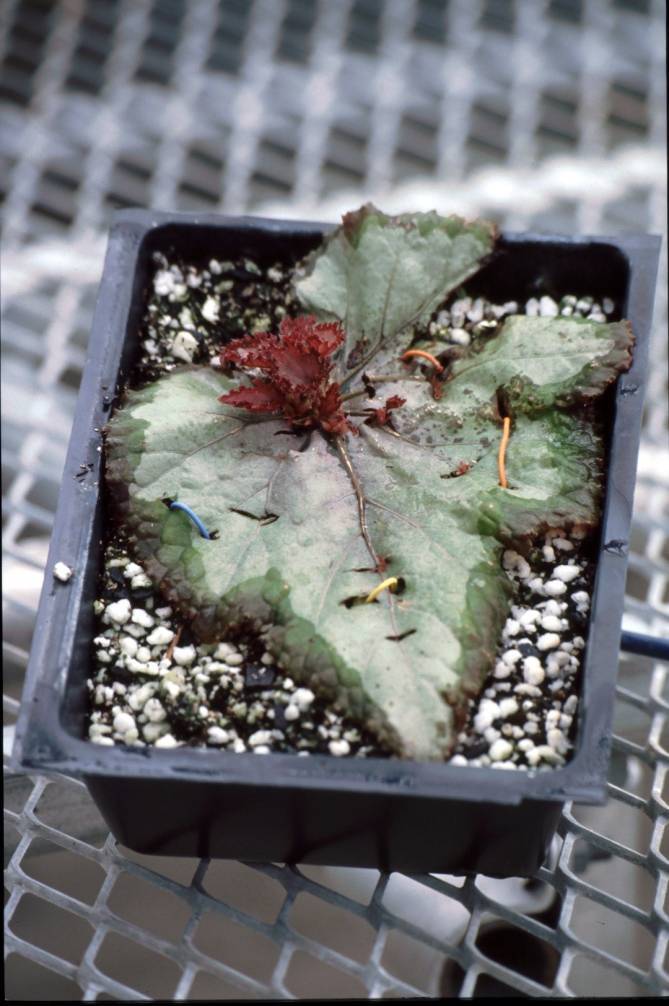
[
  {"xmin": 105, "ymin": 310, "xmax": 632, "ymax": 760},
  {"xmin": 295, "ymin": 204, "xmax": 497, "ymax": 384},
  {"xmin": 445, "ymin": 315, "xmax": 635, "ymax": 414}
]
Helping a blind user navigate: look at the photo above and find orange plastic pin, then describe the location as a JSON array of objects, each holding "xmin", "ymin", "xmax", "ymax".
[
  {"xmin": 498, "ymin": 416, "xmax": 511, "ymax": 488},
  {"xmin": 400, "ymin": 349, "xmax": 444, "ymax": 372}
]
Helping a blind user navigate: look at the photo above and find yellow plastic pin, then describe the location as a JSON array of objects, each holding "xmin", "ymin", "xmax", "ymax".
[{"xmin": 365, "ymin": 576, "xmax": 400, "ymax": 604}]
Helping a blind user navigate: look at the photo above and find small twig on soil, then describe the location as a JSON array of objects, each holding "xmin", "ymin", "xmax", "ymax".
[{"xmin": 165, "ymin": 625, "xmax": 183, "ymax": 662}]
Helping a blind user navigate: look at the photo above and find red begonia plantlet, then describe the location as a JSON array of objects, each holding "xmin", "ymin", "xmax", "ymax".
[
  {"xmin": 364, "ymin": 394, "xmax": 406, "ymax": 428},
  {"xmin": 218, "ymin": 315, "xmax": 357, "ymax": 436}
]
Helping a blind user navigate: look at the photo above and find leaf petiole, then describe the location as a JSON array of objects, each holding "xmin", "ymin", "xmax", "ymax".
[
  {"xmin": 334, "ymin": 435, "xmax": 384, "ymax": 573},
  {"xmin": 341, "ymin": 375, "xmax": 424, "ymax": 403},
  {"xmin": 366, "ymin": 373, "xmax": 425, "ymax": 384},
  {"xmin": 340, "ymin": 389, "xmax": 369, "ymax": 403}
]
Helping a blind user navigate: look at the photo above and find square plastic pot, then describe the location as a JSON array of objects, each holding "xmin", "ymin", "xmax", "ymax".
[{"xmin": 12, "ymin": 211, "xmax": 661, "ymax": 876}]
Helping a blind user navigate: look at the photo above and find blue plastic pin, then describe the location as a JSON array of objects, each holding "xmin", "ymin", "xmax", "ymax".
[{"xmin": 169, "ymin": 501, "xmax": 211, "ymax": 539}]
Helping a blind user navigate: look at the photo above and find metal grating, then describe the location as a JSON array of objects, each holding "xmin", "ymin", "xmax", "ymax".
[{"xmin": 2, "ymin": 0, "xmax": 667, "ymax": 998}]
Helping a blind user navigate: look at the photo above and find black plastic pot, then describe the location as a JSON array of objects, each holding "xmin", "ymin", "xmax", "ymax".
[{"xmin": 12, "ymin": 211, "xmax": 661, "ymax": 876}]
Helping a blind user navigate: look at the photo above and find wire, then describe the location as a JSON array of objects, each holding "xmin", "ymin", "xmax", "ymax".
[
  {"xmin": 365, "ymin": 576, "xmax": 400, "ymax": 604},
  {"xmin": 400, "ymin": 349, "xmax": 445, "ymax": 372},
  {"xmin": 169, "ymin": 501, "xmax": 211, "ymax": 539},
  {"xmin": 498, "ymin": 416, "xmax": 511, "ymax": 488},
  {"xmin": 620, "ymin": 631, "xmax": 669, "ymax": 661}
]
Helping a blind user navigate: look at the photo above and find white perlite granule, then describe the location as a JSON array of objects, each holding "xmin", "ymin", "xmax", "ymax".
[
  {"xmin": 537, "ymin": 633, "xmax": 561, "ymax": 651},
  {"xmin": 53, "ymin": 561, "xmax": 73, "ymax": 582},
  {"xmin": 170, "ymin": 330, "xmax": 199, "ymax": 363},
  {"xmin": 553, "ymin": 564, "xmax": 581, "ymax": 583},
  {"xmin": 329, "ymin": 739, "xmax": 351, "ymax": 756},
  {"xmin": 104, "ymin": 599, "xmax": 132, "ymax": 625},
  {"xmin": 489, "ymin": 738, "xmax": 513, "ymax": 761}
]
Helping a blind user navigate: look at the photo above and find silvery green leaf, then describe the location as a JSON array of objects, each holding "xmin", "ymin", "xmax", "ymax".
[
  {"xmin": 106, "ymin": 304, "xmax": 632, "ymax": 759},
  {"xmin": 295, "ymin": 204, "xmax": 497, "ymax": 384}
]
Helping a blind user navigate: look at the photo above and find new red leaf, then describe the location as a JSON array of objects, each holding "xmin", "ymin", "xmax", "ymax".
[
  {"xmin": 218, "ymin": 316, "xmax": 356, "ymax": 435},
  {"xmin": 364, "ymin": 394, "xmax": 406, "ymax": 427}
]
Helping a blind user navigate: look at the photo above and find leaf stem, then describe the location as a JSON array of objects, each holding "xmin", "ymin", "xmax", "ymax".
[
  {"xmin": 341, "ymin": 375, "xmax": 425, "ymax": 402},
  {"xmin": 366, "ymin": 373, "xmax": 424, "ymax": 384},
  {"xmin": 498, "ymin": 416, "xmax": 511, "ymax": 488},
  {"xmin": 334, "ymin": 435, "xmax": 383, "ymax": 573}
]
